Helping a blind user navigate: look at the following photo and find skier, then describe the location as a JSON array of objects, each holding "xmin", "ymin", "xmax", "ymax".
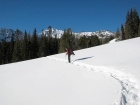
[{"xmin": 66, "ymin": 47, "xmax": 75, "ymax": 63}]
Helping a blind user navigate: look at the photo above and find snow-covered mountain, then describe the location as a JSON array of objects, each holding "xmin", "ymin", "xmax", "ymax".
[
  {"xmin": 39, "ymin": 28, "xmax": 64, "ymax": 38},
  {"xmin": 0, "ymin": 28, "xmax": 115, "ymax": 42},
  {"xmin": 0, "ymin": 28, "xmax": 23, "ymax": 42},
  {"xmin": 39, "ymin": 28, "xmax": 115, "ymax": 38}
]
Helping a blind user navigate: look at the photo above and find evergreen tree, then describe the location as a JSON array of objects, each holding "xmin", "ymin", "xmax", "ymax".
[
  {"xmin": 1, "ymin": 40, "xmax": 7, "ymax": 64},
  {"xmin": 0, "ymin": 42, "xmax": 2, "ymax": 64},
  {"xmin": 9, "ymin": 34, "xmax": 15, "ymax": 62},
  {"xmin": 22, "ymin": 30, "xmax": 29, "ymax": 60},
  {"xmin": 138, "ymin": 22, "xmax": 140, "ymax": 37},
  {"xmin": 48, "ymin": 26, "xmax": 52, "ymax": 38},
  {"xmin": 73, "ymin": 35, "xmax": 79, "ymax": 50},
  {"xmin": 125, "ymin": 10, "xmax": 133, "ymax": 39},
  {"xmin": 115, "ymin": 28, "xmax": 121, "ymax": 39},
  {"xmin": 59, "ymin": 28, "xmax": 75, "ymax": 53},
  {"xmin": 109, "ymin": 35, "xmax": 114, "ymax": 41},
  {"xmin": 121, "ymin": 24, "xmax": 125, "ymax": 40},
  {"xmin": 39, "ymin": 30, "xmax": 45, "ymax": 57},
  {"xmin": 12, "ymin": 34, "xmax": 21, "ymax": 62},
  {"xmin": 39, "ymin": 35, "xmax": 48, "ymax": 57},
  {"xmin": 31, "ymin": 28, "xmax": 39, "ymax": 59},
  {"xmin": 78, "ymin": 35, "xmax": 87, "ymax": 49},
  {"xmin": 89, "ymin": 35, "xmax": 100, "ymax": 47},
  {"xmin": 67, "ymin": 28, "xmax": 75, "ymax": 49},
  {"xmin": 124, "ymin": 8, "xmax": 139, "ymax": 39},
  {"xmin": 59, "ymin": 29, "xmax": 67, "ymax": 53},
  {"xmin": 5, "ymin": 43, "xmax": 11, "ymax": 63},
  {"xmin": 52, "ymin": 35, "xmax": 59, "ymax": 54},
  {"xmin": 47, "ymin": 36, "xmax": 52, "ymax": 55},
  {"xmin": 46, "ymin": 26, "xmax": 54, "ymax": 55},
  {"xmin": 133, "ymin": 8, "xmax": 139, "ymax": 37},
  {"xmin": 27, "ymin": 33, "xmax": 32, "ymax": 59},
  {"xmin": 101, "ymin": 37, "xmax": 110, "ymax": 44}
]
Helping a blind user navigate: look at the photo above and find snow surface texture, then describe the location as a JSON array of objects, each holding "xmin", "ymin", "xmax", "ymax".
[
  {"xmin": 109, "ymin": 38, "xmax": 117, "ymax": 43},
  {"xmin": 48, "ymin": 37, "xmax": 140, "ymax": 105},
  {"xmin": 48, "ymin": 57, "xmax": 140, "ymax": 105},
  {"xmin": 0, "ymin": 37, "xmax": 140, "ymax": 105},
  {"xmin": 0, "ymin": 57, "xmax": 121, "ymax": 105}
]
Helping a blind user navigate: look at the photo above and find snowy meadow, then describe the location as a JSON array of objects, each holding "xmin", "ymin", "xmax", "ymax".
[{"xmin": 0, "ymin": 37, "xmax": 140, "ymax": 105}]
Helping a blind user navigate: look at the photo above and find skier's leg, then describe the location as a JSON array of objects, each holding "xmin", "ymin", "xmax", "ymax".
[{"xmin": 68, "ymin": 55, "xmax": 70, "ymax": 63}]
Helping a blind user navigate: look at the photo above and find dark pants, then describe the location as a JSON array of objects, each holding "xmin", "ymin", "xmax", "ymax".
[{"xmin": 68, "ymin": 54, "xmax": 71, "ymax": 63}]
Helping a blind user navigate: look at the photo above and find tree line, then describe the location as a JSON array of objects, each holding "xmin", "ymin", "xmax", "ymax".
[
  {"xmin": 1, "ymin": 26, "xmax": 110, "ymax": 65},
  {"xmin": 115, "ymin": 8, "xmax": 140, "ymax": 40}
]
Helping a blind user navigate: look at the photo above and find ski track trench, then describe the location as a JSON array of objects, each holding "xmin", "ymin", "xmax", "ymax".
[{"xmin": 47, "ymin": 56, "xmax": 140, "ymax": 105}]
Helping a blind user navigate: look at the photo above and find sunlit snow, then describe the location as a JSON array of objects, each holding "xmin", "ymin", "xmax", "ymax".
[{"xmin": 0, "ymin": 37, "xmax": 140, "ymax": 105}]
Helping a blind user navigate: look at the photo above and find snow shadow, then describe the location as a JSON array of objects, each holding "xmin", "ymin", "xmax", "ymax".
[{"xmin": 73, "ymin": 56, "xmax": 93, "ymax": 62}]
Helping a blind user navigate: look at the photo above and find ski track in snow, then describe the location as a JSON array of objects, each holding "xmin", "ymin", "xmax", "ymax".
[{"xmin": 47, "ymin": 56, "xmax": 140, "ymax": 105}]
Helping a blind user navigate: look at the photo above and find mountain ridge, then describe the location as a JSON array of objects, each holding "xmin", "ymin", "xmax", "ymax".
[
  {"xmin": 39, "ymin": 28, "xmax": 115, "ymax": 38},
  {"xmin": 0, "ymin": 28, "xmax": 23, "ymax": 42},
  {"xmin": 0, "ymin": 28, "xmax": 115, "ymax": 42}
]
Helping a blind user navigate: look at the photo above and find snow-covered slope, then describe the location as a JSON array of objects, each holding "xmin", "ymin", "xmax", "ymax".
[
  {"xmin": 39, "ymin": 28, "xmax": 115, "ymax": 38},
  {"xmin": 0, "ymin": 37, "xmax": 140, "ymax": 105},
  {"xmin": 0, "ymin": 28, "xmax": 23, "ymax": 42},
  {"xmin": 109, "ymin": 38, "xmax": 118, "ymax": 43}
]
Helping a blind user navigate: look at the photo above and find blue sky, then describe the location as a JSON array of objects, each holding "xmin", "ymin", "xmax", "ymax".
[{"xmin": 0, "ymin": 0, "xmax": 140, "ymax": 34}]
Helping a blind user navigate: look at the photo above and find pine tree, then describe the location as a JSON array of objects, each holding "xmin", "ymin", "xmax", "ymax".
[
  {"xmin": 22, "ymin": 30, "xmax": 29, "ymax": 60},
  {"xmin": 124, "ymin": 8, "xmax": 139, "ymax": 39},
  {"xmin": 31, "ymin": 28, "xmax": 39, "ymax": 59},
  {"xmin": 9, "ymin": 34, "xmax": 15, "ymax": 62},
  {"xmin": 53, "ymin": 36, "xmax": 59, "ymax": 54},
  {"xmin": 0, "ymin": 42, "xmax": 2, "ymax": 64},
  {"xmin": 121, "ymin": 24, "xmax": 125, "ymax": 40},
  {"xmin": 1, "ymin": 40, "xmax": 7, "ymax": 64},
  {"xmin": 46, "ymin": 26, "xmax": 54, "ymax": 55},
  {"xmin": 89, "ymin": 35, "xmax": 100, "ymax": 47},
  {"xmin": 115, "ymin": 28, "xmax": 121, "ymax": 39},
  {"xmin": 39, "ymin": 31, "xmax": 45, "ymax": 57},
  {"xmin": 78, "ymin": 35, "xmax": 87, "ymax": 49},
  {"xmin": 101, "ymin": 37, "xmax": 110, "ymax": 44},
  {"xmin": 27, "ymin": 33, "xmax": 32, "ymax": 59},
  {"xmin": 133, "ymin": 8, "xmax": 139, "ymax": 37},
  {"xmin": 59, "ymin": 28, "xmax": 75, "ymax": 53},
  {"xmin": 39, "ymin": 35, "xmax": 48, "ymax": 57},
  {"xmin": 130, "ymin": 9, "xmax": 135, "ymax": 38},
  {"xmin": 125, "ymin": 11, "xmax": 133, "ymax": 39},
  {"xmin": 12, "ymin": 34, "xmax": 21, "ymax": 62},
  {"xmin": 48, "ymin": 26, "xmax": 52, "ymax": 38},
  {"xmin": 138, "ymin": 22, "xmax": 140, "ymax": 37},
  {"xmin": 50, "ymin": 35, "xmax": 59, "ymax": 55},
  {"xmin": 5, "ymin": 43, "xmax": 11, "ymax": 63},
  {"xmin": 59, "ymin": 29, "xmax": 67, "ymax": 53}
]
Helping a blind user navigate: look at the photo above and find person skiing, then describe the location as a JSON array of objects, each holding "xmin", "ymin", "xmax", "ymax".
[{"xmin": 66, "ymin": 47, "xmax": 75, "ymax": 63}]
